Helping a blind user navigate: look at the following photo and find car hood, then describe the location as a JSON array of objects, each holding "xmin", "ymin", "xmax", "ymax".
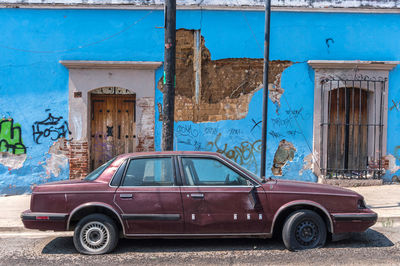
[{"xmin": 264, "ymin": 179, "xmax": 360, "ymax": 198}]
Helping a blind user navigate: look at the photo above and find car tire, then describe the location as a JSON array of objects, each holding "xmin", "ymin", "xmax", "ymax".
[
  {"xmin": 73, "ymin": 213, "xmax": 119, "ymax": 255},
  {"xmin": 282, "ymin": 209, "xmax": 326, "ymax": 251}
]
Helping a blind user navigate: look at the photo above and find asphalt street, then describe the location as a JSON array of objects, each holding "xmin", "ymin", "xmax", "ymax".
[{"xmin": 0, "ymin": 226, "xmax": 399, "ymax": 265}]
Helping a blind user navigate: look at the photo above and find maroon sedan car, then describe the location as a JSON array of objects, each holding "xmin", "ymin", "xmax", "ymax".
[{"xmin": 22, "ymin": 151, "xmax": 377, "ymax": 254}]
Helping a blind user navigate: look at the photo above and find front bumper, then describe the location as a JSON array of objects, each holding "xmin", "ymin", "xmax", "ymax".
[
  {"xmin": 21, "ymin": 210, "xmax": 68, "ymax": 231},
  {"xmin": 332, "ymin": 213, "xmax": 378, "ymax": 222},
  {"xmin": 332, "ymin": 210, "xmax": 378, "ymax": 234}
]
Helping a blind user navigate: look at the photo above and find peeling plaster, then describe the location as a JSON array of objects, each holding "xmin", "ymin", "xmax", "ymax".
[
  {"xmin": 271, "ymin": 139, "xmax": 296, "ymax": 176},
  {"xmin": 44, "ymin": 139, "xmax": 68, "ymax": 177},
  {"xmin": 384, "ymin": 154, "xmax": 400, "ymax": 174},
  {"xmin": 299, "ymin": 153, "xmax": 313, "ymax": 175},
  {"xmin": 0, "ymin": 152, "xmax": 26, "ymax": 169},
  {"xmin": 72, "ymin": 116, "xmax": 82, "ymax": 141},
  {"xmin": 268, "ymin": 82, "xmax": 285, "ymax": 109}
]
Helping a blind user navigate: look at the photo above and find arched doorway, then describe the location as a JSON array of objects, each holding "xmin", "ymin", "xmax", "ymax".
[{"xmin": 90, "ymin": 87, "xmax": 136, "ymax": 170}]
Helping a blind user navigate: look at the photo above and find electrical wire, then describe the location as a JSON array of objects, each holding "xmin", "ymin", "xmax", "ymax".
[{"xmin": 241, "ymin": 11, "xmax": 321, "ymax": 173}]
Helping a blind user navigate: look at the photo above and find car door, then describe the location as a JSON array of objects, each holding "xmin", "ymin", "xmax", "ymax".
[
  {"xmin": 114, "ymin": 156, "xmax": 184, "ymax": 235},
  {"xmin": 178, "ymin": 155, "xmax": 267, "ymax": 234}
]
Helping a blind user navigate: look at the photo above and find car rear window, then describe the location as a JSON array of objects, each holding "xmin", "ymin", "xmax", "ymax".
[
  {"xmin": 122, "ymin": 157, "xmax": 174, "ymax": 186},
  {"xmin": 84, "ymin": 157, "xmax": 116, "ymax": 181}
]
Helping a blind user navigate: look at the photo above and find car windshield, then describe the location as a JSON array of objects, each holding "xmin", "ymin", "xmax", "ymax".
[{"xmin": 84, "ymin": 158, "xmax": 116, "ymax": 181}]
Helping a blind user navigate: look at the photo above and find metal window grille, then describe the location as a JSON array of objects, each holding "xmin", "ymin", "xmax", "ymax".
[{"xmin": 320, "ymin": 77, "xmax": 386, "ymax": 179}]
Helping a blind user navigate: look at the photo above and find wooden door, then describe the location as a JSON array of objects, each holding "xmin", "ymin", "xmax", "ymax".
[{"xmin": 91, "ymin": 94, "xmax": 136, "ymax": 170}]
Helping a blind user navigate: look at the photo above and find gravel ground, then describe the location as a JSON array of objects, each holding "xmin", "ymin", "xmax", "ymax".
[{"xmin": 0, "ymin": 226, "xmax": 399, "ymax": 265}]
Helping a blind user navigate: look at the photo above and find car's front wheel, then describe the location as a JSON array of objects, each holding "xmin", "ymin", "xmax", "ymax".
[
  {"xmin": 73, "ymin": 213, "xmax": 119, "ymax": 255},
  {"xmin": 282, "ymin": 209, "xmax": 326, "ymax": 251}
]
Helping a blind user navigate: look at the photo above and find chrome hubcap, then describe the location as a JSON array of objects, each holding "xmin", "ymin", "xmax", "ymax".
[{"xmin": 80, "ymin": 221, "xmax": 110, "ymax": 252}]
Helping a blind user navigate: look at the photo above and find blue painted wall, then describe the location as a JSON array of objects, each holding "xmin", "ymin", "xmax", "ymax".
[{"xmin": 1, "ymin": 8, "xmax": 400, "ymax": 194}]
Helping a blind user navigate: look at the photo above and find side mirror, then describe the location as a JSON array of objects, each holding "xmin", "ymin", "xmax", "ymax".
[{"xmin": 248, "ymin": 186, "xmax": 263, "ymax": 210}]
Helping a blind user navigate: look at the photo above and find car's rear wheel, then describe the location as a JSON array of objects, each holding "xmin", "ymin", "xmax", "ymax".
[
  {"xmin": 282, "ymin": 209, "xmax": 326, "ymax": 251},
  {"xmin": 73, "ymin": 213, "xmax": 118, "ymax": 255}
]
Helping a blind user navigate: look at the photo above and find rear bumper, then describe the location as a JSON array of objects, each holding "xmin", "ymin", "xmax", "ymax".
[
  {"xmin": 332, "ymin": 211, "xmax": 378, "ymax": 234},
  {"xmin": 21, "ymin": 210, "xmax": 68, "ymax": 231}
]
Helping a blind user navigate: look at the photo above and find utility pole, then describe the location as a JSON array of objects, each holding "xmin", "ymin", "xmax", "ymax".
[
  {"xmin": 260, "ymin": 0, "xmax": 271, "ymax": 179},
  {"xmin": 162, "ymin": 0, "xmax": 176, "ymax": 151}
]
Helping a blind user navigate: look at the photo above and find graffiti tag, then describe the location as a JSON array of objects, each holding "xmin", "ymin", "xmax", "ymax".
[
  {"xmin": 206, "ymin": 133, "xmax": 261, "ymax": 173},
  {"xmin": 269, "ymin": 130, "xmax": 284, "ymax": 139},
  {"xmin": 32, "ymin": 113, "xmax": 72, "ymax": 144},
  {"xmin": 228, "ymin": 128, "xmax": 242, "ymax": 136},
  {"xmin": 178, "ymin": 138, "xmax": 202, "ymax": 151},
  {"xmin": 0, "ymin": 118, "xmax": 26, "ymax": 154},
  {"xmin": 390, "ymin": 100, "xmax": 400, "ymax": 112},
  {"xmin": 175, "ymin": 124, "xmax": 199, "ymax": 138},
  {"xmin": 204, "ymin": 127, "xmax": 218, "ymax": 135},
  {"xmin": 250, "ymin": 119, "xmax": 261, "ymax": 132}
]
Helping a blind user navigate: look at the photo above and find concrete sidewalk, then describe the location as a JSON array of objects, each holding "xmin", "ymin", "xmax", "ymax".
[
  {"xmin": 0, "ymin": 184, "xmax": 399, "ymax": 232},
  {"xmin": 350, "ymin": 184, "xmax": 400, "ymax": 227}
]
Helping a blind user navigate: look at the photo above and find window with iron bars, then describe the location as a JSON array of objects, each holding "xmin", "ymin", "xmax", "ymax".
[{"xmin": 320, "ymin": 78, "xmax": 386, "ymax": 179}]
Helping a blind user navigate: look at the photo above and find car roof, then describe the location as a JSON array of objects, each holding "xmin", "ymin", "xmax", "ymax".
[{"xmin": 115, "ymin": 151, "xmax": 223, "ymax": 159}]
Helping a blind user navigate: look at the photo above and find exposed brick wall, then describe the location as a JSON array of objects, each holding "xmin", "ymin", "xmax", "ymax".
[
  {"xmin": 63, "ymin": 140, "xmax": 89, "ymax": 180},
  {"xmin": 158, "ymin": 29, "xmax": 292, "ymax": 122},
  {"xmin": 174, "ymin": 91, "xmax": 260, "ymax": 122}
]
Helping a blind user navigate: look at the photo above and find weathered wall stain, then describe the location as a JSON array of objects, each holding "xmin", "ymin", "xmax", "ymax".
[
  {"xmin": 271, "ymin": 139, "xmax": 296, "ymax": 176},
  {"xmin": 44, "ymin": 138, "xmax": 68, "ymax": 177},
  {"xmin": 0, "ymin": 152, "xmax": 27, "ymax": 169},
  {"xmin": 32, "ymin": 113, "xmax": 72, "ymax": 144},
  {"xmin": 299, "ymin": 153, "xmax": 313, "ymax": 175},
  {"xmin": 0, "ymin": 118, "xmax": 26, "ymax": 155},
  {"xmin": 206, "ymin": 133, "xmax": 262, "ymax": 173},
  {"xmin": 158, "ymin": 29, "xmax": 292, "ymax": 122},
  {"xmin": 387, "ymin": 148, "xmax": 400, "ymax": 174}
]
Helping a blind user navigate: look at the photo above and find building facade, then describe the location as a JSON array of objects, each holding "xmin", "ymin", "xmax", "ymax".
[{"xmin": 1, "ymin": 0, "xmax": 400, "ymax": 194}]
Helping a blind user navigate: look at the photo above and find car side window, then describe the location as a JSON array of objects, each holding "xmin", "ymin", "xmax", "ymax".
[
  {"xmin": 122, "ymin": 157, "xmax": 175, "ymax": 186},
  {"xmin": 181, "ymin": 157, "xmax": 250, "ymax": 186}
]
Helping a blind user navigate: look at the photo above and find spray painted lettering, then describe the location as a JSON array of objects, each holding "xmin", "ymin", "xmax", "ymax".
[
  {"xmin": 176, "ymin": 124, "xmax": 199, "ymax": 138},
  {"xmin": 390, "ymin": 100, "xmax": 400, "ymax": 112},
  {"xmin": 0, "ymin": 118, "xmax": 26, "ymax": 154},
  {"xmin": 207, "ymin": 133, "xmax": 262, "ymax": 173},
  {"xmin": 32, "ymin": 113, "xmax": 72, "ymax": 144}
]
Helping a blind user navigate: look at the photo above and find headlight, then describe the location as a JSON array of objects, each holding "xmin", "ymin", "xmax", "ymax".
[{"xmin": 357, "ymin": 199, "xmax": 367, "ymax": 209}]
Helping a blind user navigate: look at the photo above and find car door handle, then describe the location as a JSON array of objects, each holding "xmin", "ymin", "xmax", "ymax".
[
  {"xmin": 120, "ymin": 194, "xmax": 133, "ymax": 199},
  {"xmin": 190, "ymin": 193, "xmax": 204, "ymax": 199}
]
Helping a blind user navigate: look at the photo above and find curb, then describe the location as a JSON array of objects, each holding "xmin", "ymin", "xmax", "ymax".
[{"xmin": 0, "ymin": 226, "xmax": 27, "ymax": 232}]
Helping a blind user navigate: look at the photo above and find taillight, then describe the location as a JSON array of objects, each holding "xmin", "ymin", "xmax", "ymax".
[{"xmin": 36, "ymin": 216, "xmax": 49, "ymax": 220}]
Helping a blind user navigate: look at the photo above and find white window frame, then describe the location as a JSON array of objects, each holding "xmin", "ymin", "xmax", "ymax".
[{"xmin": 308, "ymin": 60, "xmax": 398, "ymax": 182}]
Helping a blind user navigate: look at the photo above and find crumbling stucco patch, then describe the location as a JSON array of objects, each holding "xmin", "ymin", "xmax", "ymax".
[
  {"xmin": 271, "ymin": 139, "xmax": 296, "ymax": 176},
  {"xmin": 299, "ymin": 153, "xmax": 313, "ymax": 175},
  {"xmin": 44, "ymin": 138, "xmax": 68, "ymax": 177},
  {"xmin": 0, "ymin": 152, "xmax": 26, "ymax": 169},
  {"xmin": 384, "ymin": 154, "xmax": 400, "ymax": 174},
  {"xmin": 136, "ymin": 97, "xmax": 155, "ymax": 152},
  {"xmin": 158, "ymin": 29, "xmax": 292, "ymax": 122}
]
